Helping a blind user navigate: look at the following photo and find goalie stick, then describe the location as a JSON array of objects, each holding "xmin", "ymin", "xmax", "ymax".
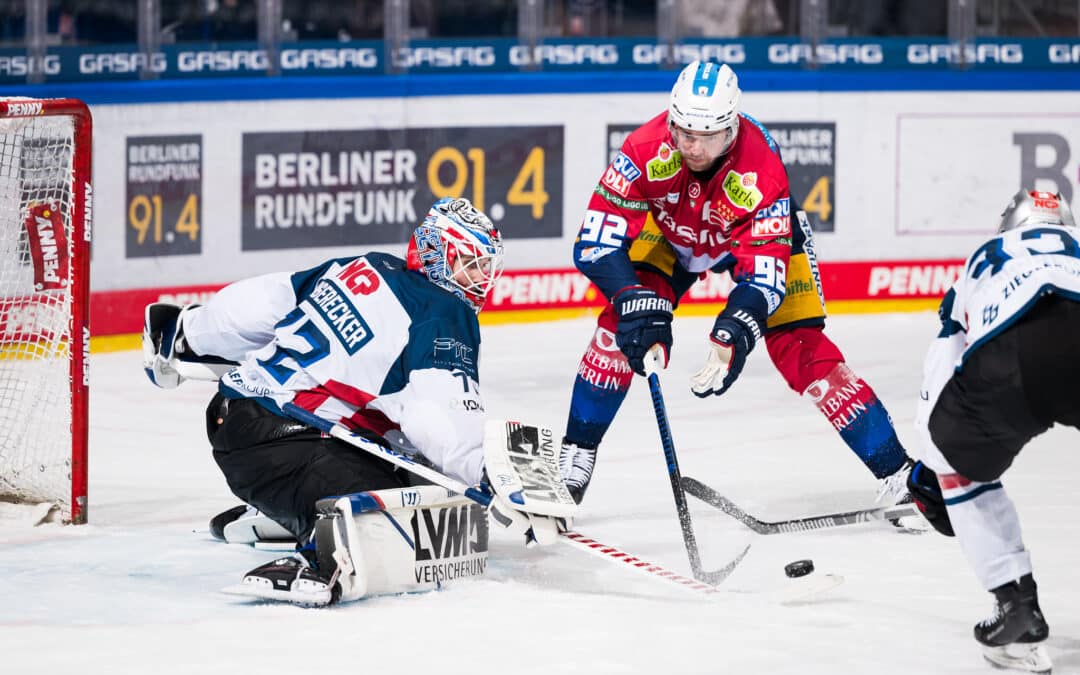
[
  {"xmin": 643, "ymin": 352, "xmax": 749, "ymax": 586},
  {"xmin": 280, "ymin": 403, "xmax": 746, "ymax": 593},
  {"xmin": 681, "ymin": 475, "xmax": 921, "ymax": 535}
]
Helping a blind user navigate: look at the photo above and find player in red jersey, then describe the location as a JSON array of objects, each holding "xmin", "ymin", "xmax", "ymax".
[{"xmin": 559, "ymin": 61, "xmax": 921, "ymax": 528}]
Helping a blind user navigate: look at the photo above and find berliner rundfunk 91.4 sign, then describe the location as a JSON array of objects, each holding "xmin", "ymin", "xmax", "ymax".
[{"xmin": 241, "ymin": 126, "xmax": 564, "ymax": 251}]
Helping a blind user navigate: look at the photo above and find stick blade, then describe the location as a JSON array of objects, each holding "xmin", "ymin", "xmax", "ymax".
[{"xmin": 694, "ymin": 543, "xmax": 751, "ymax": 585}]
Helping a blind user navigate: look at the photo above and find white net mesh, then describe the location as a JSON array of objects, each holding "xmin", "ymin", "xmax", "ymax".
[{"xmin": 0, "ymin": 111, "xmax": 77, "ymax": 519}]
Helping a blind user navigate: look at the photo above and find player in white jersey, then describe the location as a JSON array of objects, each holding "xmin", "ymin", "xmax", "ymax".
[
  {"xmin": 143, "ymin": 197, "xmax": 564, "ymax": 604},
  {"xmin": 906, "ymin": 189, "xmax": 1080, "ymax": 673}
]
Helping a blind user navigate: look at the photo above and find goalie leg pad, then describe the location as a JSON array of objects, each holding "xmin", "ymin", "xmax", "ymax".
[{"xmin": 319, "ymin": 486, "xmax": 488, "ymax": 602}]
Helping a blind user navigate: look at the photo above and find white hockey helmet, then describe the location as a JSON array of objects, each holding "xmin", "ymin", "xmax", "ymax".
[
  {"xmin": 998, "ymin": 189, "xmax": 1077, "ymax": 232},
  {"xmin": 668, "ymin": 60, "xmax": 741, "ymax": 154},
  {"xmin": 407, "ymin": 197, "xmax": 504, "ymax": 313}
]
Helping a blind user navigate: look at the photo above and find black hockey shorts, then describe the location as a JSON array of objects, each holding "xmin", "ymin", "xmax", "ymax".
[
  {"xmin": 928, "ymin": 294, "xmax": 1080, "ymax": 482},
  {"xmin": 206, "ymin": 393, "xmax": 407, "ymax": 541}
]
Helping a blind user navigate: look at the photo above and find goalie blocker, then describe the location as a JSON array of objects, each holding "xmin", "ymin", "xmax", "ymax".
[{"xmin": 225, "ymin": 420, "xmax": 577, "ymax": 606}]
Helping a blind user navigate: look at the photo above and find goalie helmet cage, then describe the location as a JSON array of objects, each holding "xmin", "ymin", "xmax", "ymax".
[{"xmin": 0, "ymin": 98, "xmax": 92, "ymax": 524}]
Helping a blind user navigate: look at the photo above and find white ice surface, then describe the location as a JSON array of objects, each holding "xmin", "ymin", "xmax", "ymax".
[{"xmin": 1, "ymin": 312, "xmax": 1078, "ymax": 675}]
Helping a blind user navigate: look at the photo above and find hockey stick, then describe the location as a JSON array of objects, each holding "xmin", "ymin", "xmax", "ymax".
[
  {"xmin": 282, "ymin": 403, "xmax": 738, "ymax": 595},
  {"xmin": 282, "ymin": 403, "xmax": 493, "ymax": 505},
  {"xmin": 559, "ymin": 531, "xmax": 748, "ymax": 597},
  {"xmin": 642, "ymin": 351, "xmax": 749, "ymax": 585},
  {"xmin": 681, "ymin": 475, "xmax": 921, "ymax": 535}
]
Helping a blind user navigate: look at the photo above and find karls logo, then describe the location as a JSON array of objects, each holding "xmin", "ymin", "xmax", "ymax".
[
  {"xmin": 5, "ymin": 101, "xmax": 44, "ymax": 116},
  {"xmin": 647, "ymin": 143, "xmax": 682, "ymax": 181},
  {"xmin": 722, "ymin": 170, "xmax": 762, "ymax": 210},
  {"xmin": 23, "ymin": 202, "xmax": 69, "ymax": 291}
]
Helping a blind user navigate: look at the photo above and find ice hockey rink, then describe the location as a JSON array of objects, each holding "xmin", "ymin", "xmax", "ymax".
[{"xmin": 1, "ymin": 311, "xmax": 1077, "ymax": 675}]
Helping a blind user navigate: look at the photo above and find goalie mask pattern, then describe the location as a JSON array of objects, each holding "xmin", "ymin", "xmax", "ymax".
[
  {"xmin": 998, "ymin": 189, "xmax": 1077, "ymax": 233},
  {"xmin": 407, "ymin": 197, "xmax": 505, "ymax": 313}
]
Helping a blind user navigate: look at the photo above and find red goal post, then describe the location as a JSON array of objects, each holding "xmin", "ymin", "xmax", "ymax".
[{"xmin": 0, "ymin": 98, "xmax": 92, "ymax": 524}]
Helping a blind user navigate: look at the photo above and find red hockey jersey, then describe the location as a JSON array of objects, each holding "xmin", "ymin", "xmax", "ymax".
[{"xmin": 576, "ymin": 111, "xmax": 792, "ymax": 312}]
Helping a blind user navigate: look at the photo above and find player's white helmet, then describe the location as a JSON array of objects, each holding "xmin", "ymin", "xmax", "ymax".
[
  {"xmin": 407, "ymin": 197, "xmax": 504, "ymax": 313},
  {"xmin": 998, "ymin": 189, "xmax": 1077, "ymax": 232},
  {"xmin": 668, "ymin": 60, "xmax": 741, "ymax": 154}
]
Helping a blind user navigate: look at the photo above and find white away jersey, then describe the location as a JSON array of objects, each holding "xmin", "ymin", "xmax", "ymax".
[
  {"xmin": 946, "ymin": 223, "xmax": 1080, "ymax": 357},
  {"xmin": 201, "ymin": 253, "xmax": 486, "ymax": 486},
  {"xmin": 914, "ymin": 223, "xmax": 1080, "ymax": 469}
]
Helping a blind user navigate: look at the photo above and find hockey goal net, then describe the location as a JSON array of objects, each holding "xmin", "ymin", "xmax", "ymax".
[{"xmin": 0, "ymin": 98, "xmax": 91, "ymax": 524}]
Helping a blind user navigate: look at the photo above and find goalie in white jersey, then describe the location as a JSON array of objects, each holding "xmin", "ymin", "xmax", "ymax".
[
  {"xmin": 907, "ymin": 189, "xmax": 1080, "ymax": 673},
  {"xmin": 143, "ymin": 197, "xmax": 568, "ymax": 605}
]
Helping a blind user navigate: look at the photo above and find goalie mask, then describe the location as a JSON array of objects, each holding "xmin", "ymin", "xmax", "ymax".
[
  {"xmin": 998, "ymin": 189, "xmax": 1077, "ymax": 233},
  {"xmin": 407, "ymin": 197, "xmax": 504, "ymax": 313},
  {"xmin": 668, "ymin": 60, "xmax": 741, "ymax": 156}
]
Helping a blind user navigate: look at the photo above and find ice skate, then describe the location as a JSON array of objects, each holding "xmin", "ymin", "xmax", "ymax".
[
  {"xmin": 209, "ymin": 503, "xmax": 296, "ymax": 547},
  {"xmin": 222, "ymin": 549, "xmax": 340, "ymax": 607},
  {"xmin": 559, "ymin": 438, "xmax": 597, "ymax": 504},
  {"xmin": 976, "ymin": 574, "xmax": 1051, "ymax": 673},
  {"xmin": 875, "ymin": 459, "xmax": 929, "ymax": 532}
]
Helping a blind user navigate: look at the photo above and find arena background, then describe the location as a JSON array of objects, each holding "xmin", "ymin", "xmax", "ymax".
[{"xmin": 3, "ymin": 1, "xmax": 1079, "ymax": 348}]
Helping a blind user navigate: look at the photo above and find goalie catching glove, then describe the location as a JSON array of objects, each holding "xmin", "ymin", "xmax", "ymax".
[
  {"xmin": 482, "ymin": 419, "xmax": 578, "ymax": 547},
  {"xmin": 142, "ymin": 303, "xmax": 237, "ymax": 388}
]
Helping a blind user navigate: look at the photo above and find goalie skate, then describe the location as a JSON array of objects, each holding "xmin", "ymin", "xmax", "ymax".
[
  {"xmin": 210, "ymin": 504, "xmax": 296, "ymax": 549},
  {"xmin": 222, "ymin": 550, "xmax": 339, "ymax": 607},
  {"xmin": 982, "ymin": 643, "xmax": 1052, "ymax": 674}
]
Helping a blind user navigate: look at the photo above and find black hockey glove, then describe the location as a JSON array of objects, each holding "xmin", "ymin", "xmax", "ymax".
[
  {"xmin": 690, "ymin": 305, "xmax": 763, "ymax": 398},
  {"xmin": 906, "ymin": 461, "xmax": 955, "ymax": 537},
  {"xmin": 612, "ymin": 285, "xmax": 673, "ymax": 375}
]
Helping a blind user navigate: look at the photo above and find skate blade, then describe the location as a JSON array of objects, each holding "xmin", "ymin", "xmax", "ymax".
[
  {"xmin": 887, "ymin": 511, "xmax": 930, "ymax": 534},
  {"xmin": 252, "ymin": 540, "xmax": 300, "ymax": 552},
  {"xmin": 982, "ymin": 643, "xmax": 1052, "ymax": 674},
  {"xmin": 773, "ymin": 573, "xmax": 844, "ymax": 605},
  {"xmin": 222, "ymin": 582, "xmax": 332, "ymax": 607}
]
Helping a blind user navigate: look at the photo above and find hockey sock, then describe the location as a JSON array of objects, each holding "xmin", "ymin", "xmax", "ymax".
[
  {"xmin": 939, "ymin": 473, "xmax": 1033, "ymax": 591},
  {"xmin": 564, "ymin": 326, "xmax": 634, "ymax": 448},
  {"xmin": 804, "ymin": 363, "xmax": 907, "ymax": 479}
]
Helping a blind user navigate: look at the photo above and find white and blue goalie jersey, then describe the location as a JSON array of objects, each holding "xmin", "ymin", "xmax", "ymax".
[{"xmin": 187, "ymin": 253, "xmax": 486, "ymax": 486}]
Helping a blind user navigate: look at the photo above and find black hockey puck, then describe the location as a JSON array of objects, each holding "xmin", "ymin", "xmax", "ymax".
[{"xmin": 784, "ymin": 559, "xmax": 814, "ymax": 578}]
